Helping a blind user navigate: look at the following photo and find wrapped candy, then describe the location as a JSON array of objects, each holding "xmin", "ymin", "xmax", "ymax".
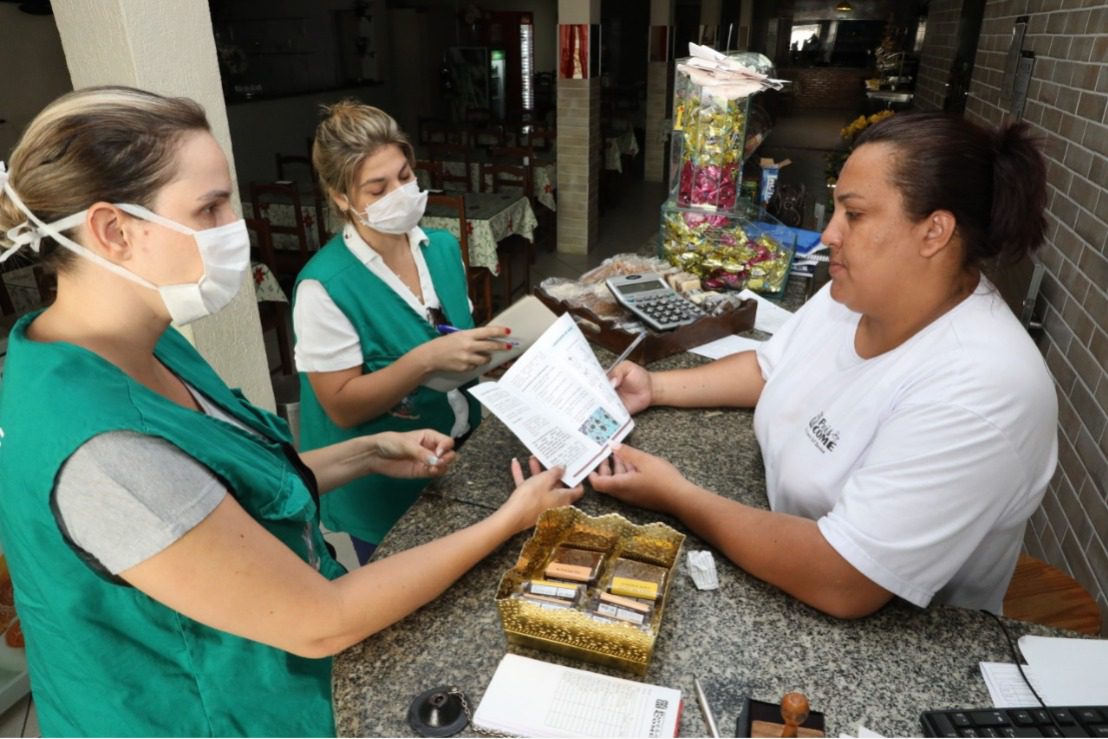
[
  {"xmin": 671, "ymin": 95, "xmax": 749, "ymax": 211},
  {"xmin": 659, "ymin": 202, "xmax": 795, "ymax": 297},
  {"xmin": 669, "ymin": 48, "xmax": 779, "ymax": 211}
]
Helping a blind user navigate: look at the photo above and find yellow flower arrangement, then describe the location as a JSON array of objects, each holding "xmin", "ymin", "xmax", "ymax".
[
  {"xmin": 826, "ymin": 110, "xmax": 896, "ymax": 205},
  {"xmin": 840, "ymin": 109, "xmax": 895, "ymax": 142}
]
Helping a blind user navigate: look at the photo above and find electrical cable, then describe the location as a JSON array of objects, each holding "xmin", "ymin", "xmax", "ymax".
[{"xmin": 982, "ymin": 609, "xmax": 1066, "ymax": 736}]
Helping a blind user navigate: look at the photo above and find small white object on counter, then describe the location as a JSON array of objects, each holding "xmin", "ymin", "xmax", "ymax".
[{"xmin": 687, "ymin": 550, "xmax": 720, "ymax": 590}]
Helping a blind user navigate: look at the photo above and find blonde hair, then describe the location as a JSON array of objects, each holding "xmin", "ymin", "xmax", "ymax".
[
  {"xmin": 311, "ymin": 100, "xmax": 414, "ymax": 222},
  {"xmin": 0, "ymin": 85, "xmax": 209, "ymax": 272}
]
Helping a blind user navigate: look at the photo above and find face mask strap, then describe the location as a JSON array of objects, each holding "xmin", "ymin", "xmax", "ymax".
[
  {"xmin": 0, "ymin": 186, "xmax": 159, "ymax": 290},
  {"xmin": 114, "ymin": 203, "xmax": 196, "ymax": 235}
]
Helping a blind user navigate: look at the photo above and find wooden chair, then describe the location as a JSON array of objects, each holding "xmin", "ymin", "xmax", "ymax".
[
  {"xmin": 245, "ymin": 217, "xmax": 294, "ymax": 376},
  {"xmin": 0, "ymin": 258, "xmax": 54, "ymax": 316},
  {"xmin": 426, "ymin": 193, "xmax": 493, "ymax": 324},
  {"xmin": 489, "ymin": 145, "xmax": 536, "ymax": 167},
  {"xmin": 414, "ymin": 159, "xmax": 444, "ymax": 191},
  {"xmin": 248, "ymin": 181, "xmax": 314, "ymax": 285},
  {"xmin": 521, "ymin": 125, "xmax": 555, "ymax": 153},
  {"xmin": 428, "ymin": 144, "xmax": 473, "ymax": 192},
  {"xmin": 480, "ymin": 162, "xmax": 534, "ymax": 306},
  {"xmin": 469, "ymin": 125, "xmax": 507, "ymax": 149},
  {"xmin": 480, "ymin": 161, "xmax": 533, "ymax": 200},
  {"xmin": 275, "ymin": 153, "xmax": 330, "ymax": 246},
  {"xmin": 420, "ymin": 120, "xmax": 466, "ymax": 146},
  {"xmin": 1003, "ymin": 554, "xmax": 1101, "ymax": 635}
]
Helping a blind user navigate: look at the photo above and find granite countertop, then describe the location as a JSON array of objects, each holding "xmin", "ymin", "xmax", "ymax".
[{"xmin": 331, "ymin": 279, "xmax": 1071, "ymax": 737}]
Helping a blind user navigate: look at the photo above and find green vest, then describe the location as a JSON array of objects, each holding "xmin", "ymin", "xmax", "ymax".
[
  {"xmin": 0, "ymin": 313, "xmax": 345, "ymax": 737},
  {"xmin": 294, "ymin": 228, "xmax": 481, "ymax": 545}
]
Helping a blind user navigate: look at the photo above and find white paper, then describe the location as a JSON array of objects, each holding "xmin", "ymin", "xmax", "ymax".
[
  {"xmin": 738, "ymin": 289, "xmax": 795, "ymax": 335},
  {"xmin": 1017, "ymin": 635, "xmax": 1108, "ymax": 705},
  {"xmin": 686, "ymin": 550, "xmax": 720, "ymax": 590},
  {"xmin": 468, "ymin": 314, "xmax": 634, "ymax": 487},
  {"xmin": 979, "ymin": 662, "xmax": 1047, "ymax": 707},
  {"xmin": 689, "ymin": 334, "xmax": 763, "ymax": 360},
  {"xmin": 473, "ymin": 653, "xmax": 682, "ymax": 738}
]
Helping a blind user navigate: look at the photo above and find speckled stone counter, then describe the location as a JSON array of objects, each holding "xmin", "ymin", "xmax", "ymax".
[{"xmin": 332, "ymin": 286, "xmax": 1072, "ymax": 738}]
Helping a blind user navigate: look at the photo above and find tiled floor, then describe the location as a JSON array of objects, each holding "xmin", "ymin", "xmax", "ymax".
[{"xmin": 0, "ymin": 695, "xmax": 38, "ymax": 738}]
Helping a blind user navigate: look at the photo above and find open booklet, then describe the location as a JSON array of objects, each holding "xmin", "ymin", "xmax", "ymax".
[
  {"xmin": 467, "ymin": 313, "xmax": 634, "ymax": 487},
  {"xmin": 472, "ymin": 653, "xmax": 683, "ymax": 738},
  {"xmin": 423, "ymin": 296, "xmax": 559, "ymax": 392}
]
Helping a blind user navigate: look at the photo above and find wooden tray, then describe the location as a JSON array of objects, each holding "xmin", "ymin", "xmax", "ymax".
[{"xmin": 533, "ymin": 286, "xmax": 757, "ymax": 365}]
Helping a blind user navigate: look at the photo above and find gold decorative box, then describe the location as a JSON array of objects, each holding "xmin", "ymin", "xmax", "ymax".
[{"xmin": 495, "ymin": 506, "xmax": 685, "ymax": 675}]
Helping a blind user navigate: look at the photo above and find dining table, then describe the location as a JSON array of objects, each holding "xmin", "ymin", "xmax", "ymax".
[
  {"xmin": 420, "ymin": 191, "xmax": 538, "ymax": 276},
  {"xmin": 330, "ymin": 300, "xmax": 1081, "ymax": 737},
  {"xmin": 416, "ymin": 148, "xmax": 558, "ymax": 212},
  {"xmin": 605, "ymin": 129, "xmax": 641, "ymax": 173}
]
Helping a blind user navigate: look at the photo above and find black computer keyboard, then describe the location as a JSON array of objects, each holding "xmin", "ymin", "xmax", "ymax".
[{"xmin": 921, "ymin": 706, "xmax": 1108, "ymax": 737}]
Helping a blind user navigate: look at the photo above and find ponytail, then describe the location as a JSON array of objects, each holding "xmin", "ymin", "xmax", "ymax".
[{"xmin": 989, "ymin": 121, "xmax": 1047, "ymax": 264}]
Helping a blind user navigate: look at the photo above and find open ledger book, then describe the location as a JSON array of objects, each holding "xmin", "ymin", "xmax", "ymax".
[
  {"xmin": 468, "ymin": 313, "xmax": 634, "ymax": 487},
  {"xmin": 473, "ymin": 654, "xmax": 683, "ymax": 738}
]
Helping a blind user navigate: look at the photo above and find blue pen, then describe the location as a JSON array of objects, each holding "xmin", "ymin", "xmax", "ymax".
[{"xmin": 435, "ymin": 324, "xmax": 520, "ymax": 348}]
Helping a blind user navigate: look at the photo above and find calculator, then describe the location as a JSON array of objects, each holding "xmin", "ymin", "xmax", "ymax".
[{"xmin": 605, "ymin": 272, "xmax": 705, "ymax": 332}]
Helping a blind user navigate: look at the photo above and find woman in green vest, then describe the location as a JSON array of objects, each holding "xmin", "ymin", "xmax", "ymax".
[
  {"xmin": 0, "ymin": 86, "xmax": 582, "ymax": 737},
  {"xmin": 294, "ymin": 101, "xmax": 509, "ymax": 563}
]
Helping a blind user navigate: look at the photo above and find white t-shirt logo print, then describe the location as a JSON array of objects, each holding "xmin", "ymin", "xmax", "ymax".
[{"xmin": 806, "ymin": 412, "xmax": 839, "ymax": 453}]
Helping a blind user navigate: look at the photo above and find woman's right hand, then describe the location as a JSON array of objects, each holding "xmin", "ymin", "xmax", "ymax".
[
  {"xmin": 609, "ymin": 361, "xmax": 653, "ymax": 414},
  {"xmin": 499, "ymin": 457, "xmax": 584, "ymax": 534},
  {"xmin": 418, "ymin": 325, "xmax": 512, "ymax": 374}
]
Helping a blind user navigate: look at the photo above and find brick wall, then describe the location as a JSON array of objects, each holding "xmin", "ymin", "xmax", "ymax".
[
  {"xmin": 777, "ymin": 67, "xmax": 869, "ymax": 111},
  {"xmin": 556, "ymin": 78, "xmax": 602, "ymax": 254},
  {"xmin": 914, "ymin": 0, "xmax": 963, "ymax": 111},
  {"xmin": 964, "ymin": 0, "xmax": 1108, "ymax": 634}
]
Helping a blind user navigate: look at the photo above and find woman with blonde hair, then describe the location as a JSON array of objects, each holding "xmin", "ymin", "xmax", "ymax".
[
  {"xmin": 0, "ymin": 86, "xmax": 580, "ymax": 736},
  {"xmin": 294, "ymin": 101, "xmax": 508, "ymax": 563}
]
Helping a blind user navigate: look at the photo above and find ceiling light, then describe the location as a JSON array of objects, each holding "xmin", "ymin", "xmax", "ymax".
[{"xmin": 835, "ymin": 1, "xmax": 854, "ymax": 11}]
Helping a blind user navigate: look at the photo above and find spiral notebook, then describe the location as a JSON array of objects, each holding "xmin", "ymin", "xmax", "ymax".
[{"xmin": 472, "ymin": 653, "xmax": 683, "ymax": 737}]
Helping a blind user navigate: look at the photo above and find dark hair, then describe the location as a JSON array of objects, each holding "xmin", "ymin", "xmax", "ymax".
[
  {"xmin": 0, "ymin": 86, "xmax": 210, "ymax": 272},
  {"xmin": 854, "ymin": 112, "xmax": 1047, "ymax": 267}
]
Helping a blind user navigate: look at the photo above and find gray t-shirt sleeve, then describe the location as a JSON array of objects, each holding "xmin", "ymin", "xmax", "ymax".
[{"xmin": 54, "ymin": 431, "xmax": 227, "ymax": 575}]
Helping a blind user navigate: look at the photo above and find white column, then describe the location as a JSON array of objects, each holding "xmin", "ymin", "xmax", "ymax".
[
  {"xmin": 52, "ymin": 0, "xmax": 275, "ymax": 410},
  {"xmin": 643, "ymin": 0, "xmax": 674, "ymax": 183}
]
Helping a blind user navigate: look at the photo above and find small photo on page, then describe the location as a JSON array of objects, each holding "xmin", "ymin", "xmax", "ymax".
[{"xmin": 579, "ymin": 407, "xmax": 621, "ymax": 444}]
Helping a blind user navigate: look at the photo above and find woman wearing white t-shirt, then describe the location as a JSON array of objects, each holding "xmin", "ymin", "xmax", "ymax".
[{"xmin": 592, "ymin": 113, "xmax": 1057, "ymax": 618}]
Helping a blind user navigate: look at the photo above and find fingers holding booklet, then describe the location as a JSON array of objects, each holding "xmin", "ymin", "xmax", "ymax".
[{"xmin": 468, "ymin": 313, "xmax": 636, "ymax": 487}]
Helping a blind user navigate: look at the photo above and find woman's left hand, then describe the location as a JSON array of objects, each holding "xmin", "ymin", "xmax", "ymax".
[
  {"xmin": 588, "ymin": 443, "xmax": 689, "ymax": 514},
  {"xmin": 366, "ymin": 430, "xmax": 457, "ymax": 479}
]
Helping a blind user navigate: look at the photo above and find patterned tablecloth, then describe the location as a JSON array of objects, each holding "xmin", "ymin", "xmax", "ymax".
[
  {"xmin": 416, "ymin": 151, "xmax": 557, "ymax": 212},
  {"xmin": 420, "ymin": 191, "xmax": 537, "ymax": 276},
  {"xmin": 243, "ymin": 201, "xmax": 342, "ymax": 254},
  {"xmin": 604, "ymin": 130, "xmax": 640, "ymax": 172}
]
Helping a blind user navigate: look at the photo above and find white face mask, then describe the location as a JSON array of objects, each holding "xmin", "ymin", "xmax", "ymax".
[
  {"xmin": 352, "ymin": 180, "xmax": 427, "ymax": 235},
  {"xmin": 0, "ymin": 169, "xmax": 249, "ymax": 326}
]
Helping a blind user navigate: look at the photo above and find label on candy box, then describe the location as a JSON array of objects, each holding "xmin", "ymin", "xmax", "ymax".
[{"xmin": 610, "ymin": 576, "xmax": 659, "ymax": 600}]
